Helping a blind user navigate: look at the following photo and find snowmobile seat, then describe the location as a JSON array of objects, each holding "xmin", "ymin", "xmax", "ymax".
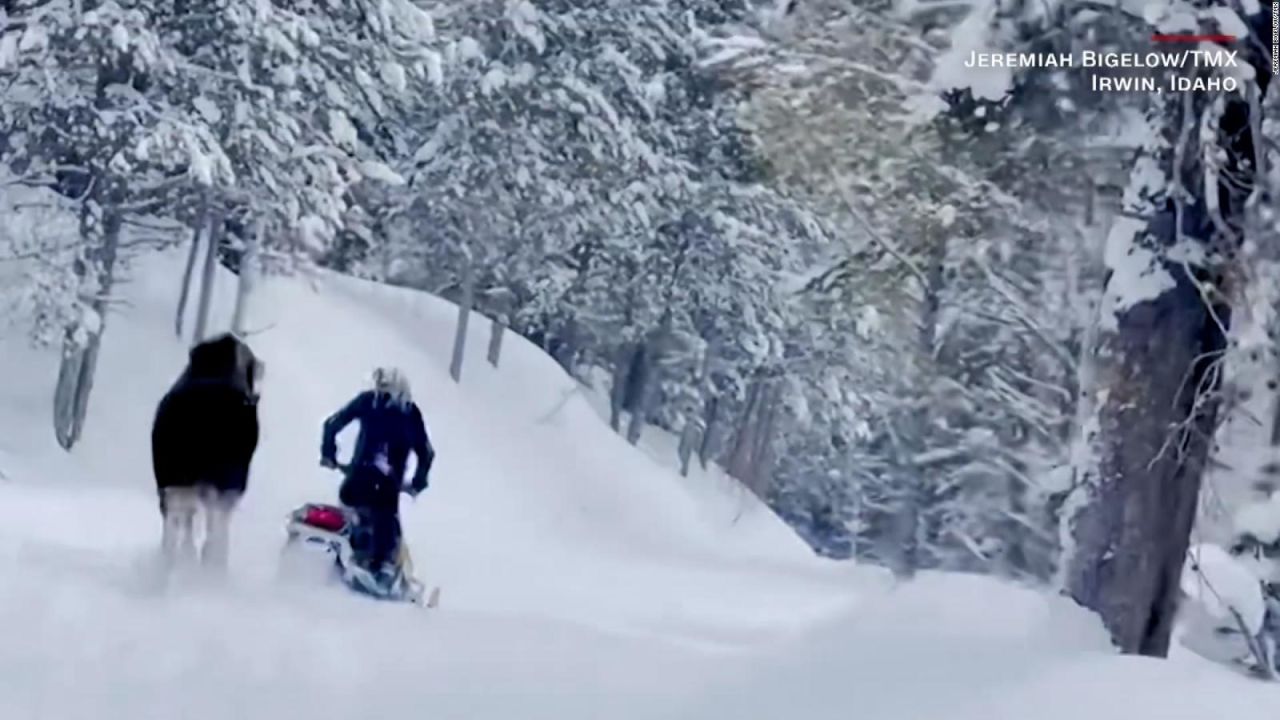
[{"xmin": 300, "ymin": 504, "xmax": 348, "ymax": 533}]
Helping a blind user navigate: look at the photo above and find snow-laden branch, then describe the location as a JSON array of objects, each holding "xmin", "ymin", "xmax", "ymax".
[
  {"xmin": 974, "ymin": 260, "xmax": 1078, "ymax": 376},
  {"xmin": 830, "ymin": 175, "xmax": 928, "ymax": 288}
]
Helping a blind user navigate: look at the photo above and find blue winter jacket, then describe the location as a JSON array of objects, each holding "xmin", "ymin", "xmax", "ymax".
[{"xmin": 321, "ymin": 390, "xmax": 434, "ymax": 490}]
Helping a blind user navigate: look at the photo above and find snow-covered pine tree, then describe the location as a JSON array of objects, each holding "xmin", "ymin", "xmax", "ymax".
[
  {"xmin": 0, "ymin": 0, "xmax": 443, "ymax": 447},
  {"xmin": 148, "ymin": 0, "xmax": 441, "ymax": 335},
  {"xmin": 700, "ymin": 0, "xmax": 1126, "ymax": 580},
  {"xmin": 395, "ymin": 0, "xmax": 671, "ymax": 364},
  {"xmin": 2, "ymin": 1, "xmax": 219, "ymax": 447},
  {"xmin": 385, "ymin": 0, "xmax": 828, "ymax": 459}
]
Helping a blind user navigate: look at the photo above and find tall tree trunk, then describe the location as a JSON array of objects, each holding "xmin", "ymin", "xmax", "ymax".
[
  {"xmin": 749, "ymin": 380, "xmax": 782, "ymax": 498},
  {"xmin": 678, "ymin": 420, "xmax": 698, "ymax": 477},
  {"xmin": 53, "ymin": 192, "xmax": 123, "ymax": 450},
  {"xmin": 485, "ymin": 288, "xmax": 514, "ymax": 368},
  {"xmin": 682, "ymin": 341, "xmax": 716, "ymax": 475},
  {"xmin": 625, "ymin": 314, "xmax": 678, "ymax": 448},
  {"xmin": 675, "ymin": 338, "xmax": 716, "ymax": 474},
  {"xmin": 487, "ymin": 318, "xmax": 505, "ymax": 367},
  {"xmin": 1062, "ymin": 220, "xmax": 1223, "ymax": 657},
  {"xmin": 609, "ymin": 339, "xmax": 651, "ymax": 441},
  {"xmin": 193, "ymin": 205, "xmax": 225, "ymax": 343},
  {"xmin": 449, "ymin": 261, "xmax": 475, "ymax": 383},
  {"xmin": 875, "ymin": 412, "xmax": 918, "ymax": 575},
  {"xmin": 726, "ymin": 371, "xmax": 766, "ymax": 487},
  {"xmin": 891, "ymin": 231, "xmax": 946, "ymax": 578},
  {"xmin": 552, "ymin": 319, "xmax": 581, "ymax": 375},
  {"xmin": 175, "ymin": 212, "xmax": 203, "ymax": 338},
  {"xmin": 624, "ymin": 346, "xmax": 655, "ymax": 446},
  {"xmin": 699, "ymin": 395, "xmax": 720, "ymax": 469},
  {"xmin": 1061, "ymin": 35, "xmax": 1271, "ymax": 656},
  {"xmin": 609, "ymin": 343, "xmax": 631, "ymax": 432},
  {"xmin": 231, "ymin": 217, "xmax": 261, "ymax": 336}
]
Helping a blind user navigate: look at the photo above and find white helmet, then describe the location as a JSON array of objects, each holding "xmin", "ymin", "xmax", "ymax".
[{"xmin": 371, "ymin": 367, "xmax": 411, "ymax": 407}]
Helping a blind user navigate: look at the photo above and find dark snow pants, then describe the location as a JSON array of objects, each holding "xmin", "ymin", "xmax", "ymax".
[{"xmin": 338, "ymin": 464, "xmax": 402, "ymax": 571}]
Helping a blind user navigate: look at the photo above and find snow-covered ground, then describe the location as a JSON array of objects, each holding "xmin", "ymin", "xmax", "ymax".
[{"xmin": 0, "ymin": 248, "xmax": 1276, "ymax": 719}]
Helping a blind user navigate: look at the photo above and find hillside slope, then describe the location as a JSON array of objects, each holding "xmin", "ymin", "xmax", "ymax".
[
  {"xmin": 1, "ymin": 248, "xmax": 1277, "ymax": 719},
  {"xmin": 0, "ymin": 247, "xmax": 856, "ymax": 633}
]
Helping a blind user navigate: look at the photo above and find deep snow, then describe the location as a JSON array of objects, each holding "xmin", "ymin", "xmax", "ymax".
[{"xmin": 0, "ymin": 247, "xmax": 1277, "ymax": 719}]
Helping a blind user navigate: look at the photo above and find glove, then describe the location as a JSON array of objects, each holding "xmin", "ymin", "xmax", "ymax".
[{"xmin": 407, "ymin": 475, "xmax": 428, "ymax": 497}]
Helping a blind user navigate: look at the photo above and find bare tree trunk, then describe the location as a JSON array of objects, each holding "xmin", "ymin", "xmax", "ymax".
[
  {"xmin": 192, "ymin": 205, "xmax": 224, "ymax": 343},
  {"xmin": 749, "ymin": 381, "xmax": 782, "ymax": 498},
  {"xmin": 230, "ymin": 217, "xmax": 261, "ymax": 336},
  {"xmin": 678, "ymin": 420, "xmax": 698, "ymax": 476},
  {"xmin": 845, "ymin": 450, "xmax": 866, "ymax": 559},
  {"xmin": 679, "ymin": 341, "xmax": 716, "ymax": 476},
  {"xmin": 1062, "ymin": 47, "xmax": 1270, "ymax": 655},
  {"xmin": 484, "ymin": 288, "xmax": 514, "ymax": 368},
  {"xmin": 487, "ymin": 319, "xmax": 505, "ymax": 367},
  {"xmin": 552, "ymin": 319, "xmax": 581, "ymax": 375},
  {"xmin": 873, "ymin": 412, "xmax": 917, "ymax": 574},
  {"xmin": 449, "ymin": 261, "xmax": 474, "ymax": 383},
  {"xmin": 175, "ymin": 217, "xmax": 203, "ymax": 338},
  {"xmin": 726, "ymin": 372, "xmax": 765, "ymax": 488},
  {"xmin": 699, "ymin": 395, "xmax": 720, "ymax": 469},
  {"xmin": 1062, "ymin": 244, "xmax": 1222, "ymax": 656},
  {"xmin": 53, "ymin": 196, "xmax": 123, "ymax": 450},
  {"xmin": 609, "ymin": 343, "xmax": 634, "ymax": 432},
  {"xmin": 625, "ymin": 315, "xmax": 675, "ymax": 447},
  {"xmin": 890, "ymin": 231, "xmax": 947, "ymax": 578},
  {"xmin": 624, "ymin": 348, "xmax": 654, "ymax": 446}
]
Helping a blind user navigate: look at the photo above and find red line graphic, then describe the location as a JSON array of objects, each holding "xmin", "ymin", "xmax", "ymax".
[{"xmin": 1151, "ymin": 34, "xmax": 1236, "ymax": 42}]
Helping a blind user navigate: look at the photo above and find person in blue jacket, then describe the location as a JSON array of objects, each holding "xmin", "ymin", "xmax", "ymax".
[{"xmin": 320, "ymin": 367, "xmax": 434, "ymax": 581}]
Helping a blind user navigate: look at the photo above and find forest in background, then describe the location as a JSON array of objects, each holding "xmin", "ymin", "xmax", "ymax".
[{"xmin": 3, "ymin": 0, "xmax": 1280, "ymax": 667}]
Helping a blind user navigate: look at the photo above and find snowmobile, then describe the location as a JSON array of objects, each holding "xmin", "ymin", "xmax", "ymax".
[{"xmin": 280, "ymin": 468, "xmax": 439, "ymax": 608}]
